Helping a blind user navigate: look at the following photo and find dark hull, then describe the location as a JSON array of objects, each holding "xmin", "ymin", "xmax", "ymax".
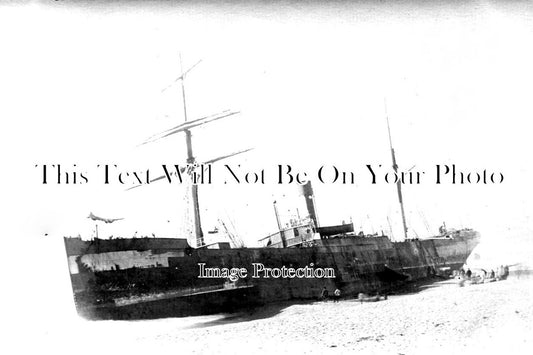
[
  {"xmin": 65, "ymin": 231, "xmax": 480, "ymax": 320},
  {"xmin": 79, "ymin": 285, "xmax": 258, "ymax": 320}
]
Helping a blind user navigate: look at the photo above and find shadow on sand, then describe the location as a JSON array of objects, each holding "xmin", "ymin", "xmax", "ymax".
[
  {"xmin": 186, "ymin": 276, "xmax": 450, "ymax": 329},
  {"xmin": 185, "ymin": 299, "xmax": 318, "ymax": 329},
  {"xmin": 386, "ymin": 275, "xmax": 453, "ymax": 295}
]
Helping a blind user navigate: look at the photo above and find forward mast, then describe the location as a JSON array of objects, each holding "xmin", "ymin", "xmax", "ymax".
[{"xmin": 137, "ymin": 55, "xmax": 250, "ymax": 247}]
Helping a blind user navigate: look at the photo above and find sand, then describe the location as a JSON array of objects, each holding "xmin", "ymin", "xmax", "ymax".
[{"xmin": 22, "ymin": 276, "xmax": 533, "ymax": 355}]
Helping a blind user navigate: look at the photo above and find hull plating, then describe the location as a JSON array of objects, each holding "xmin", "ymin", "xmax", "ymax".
[{"xmin": 65, "ymin": 231, "xmax": 479, "ymax": 320}]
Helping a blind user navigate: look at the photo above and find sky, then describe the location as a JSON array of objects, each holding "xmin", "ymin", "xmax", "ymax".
[{"xmin": 1, "ymin": 0, "xmax": 533, "ymax": 262}]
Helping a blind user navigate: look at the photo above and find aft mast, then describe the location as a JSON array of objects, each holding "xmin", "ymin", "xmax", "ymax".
[{"xmin": 385, "ymin": 100, "xmax": 409, "ymax": 240}]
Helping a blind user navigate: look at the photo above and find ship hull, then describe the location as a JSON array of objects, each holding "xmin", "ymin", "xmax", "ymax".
[{"xmin": 65, "ymin": 231, "xmax": 479, "ymax": 320}]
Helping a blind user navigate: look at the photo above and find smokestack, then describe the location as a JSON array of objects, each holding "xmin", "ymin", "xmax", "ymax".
[{"xmin": 300, "ymin": 181, "xmax": 319, "ymax": 228}]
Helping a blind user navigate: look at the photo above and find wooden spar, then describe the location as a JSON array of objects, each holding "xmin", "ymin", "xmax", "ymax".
[
  {"xmin": 161, "ymin": 59, "xmax": 202, "ymax": 93},
  {"xmin": 179, "ymin": 53, "xmax": 204, "ymax": 247},
  {"xmin": 126, "ymin": 148, "xmax": 254, "ymax": 191},
  {"xmin": 385, "ymin": 99, "xmax": 409, "ymax": 240},
  {"xmin": 204, "ymin": 148, "xmax": 254, "ymax": 164},
  {"xmin": 140, "ymin": 110, "xmax": 240, "ymax": 146}
]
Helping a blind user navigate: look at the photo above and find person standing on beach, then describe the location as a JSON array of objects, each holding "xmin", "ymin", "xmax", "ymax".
[
  {"xmin": 497, "ymin": 265, "xmax": 504, "ymax": 279},
  {"xmin": 321, "ymin": 287, "xmax": 329, "ymax": 301},
  {"xmin": 334, "ymin": 288, "xmax": 341, "ymax": 302}
]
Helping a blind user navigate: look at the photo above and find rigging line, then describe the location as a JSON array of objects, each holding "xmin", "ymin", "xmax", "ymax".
[{"xmin": 418, "ymin": 210, "xmax": 430, "ymax": 234}]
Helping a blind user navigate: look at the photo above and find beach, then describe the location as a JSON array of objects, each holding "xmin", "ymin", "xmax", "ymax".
[{"xmin": 30, "ymin": 274, "xmax": 533, "ymax": 355}]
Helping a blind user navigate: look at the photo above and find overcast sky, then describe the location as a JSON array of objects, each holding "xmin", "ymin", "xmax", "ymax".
[{"xmin": 1, "ymin": 2, "xmax": 532, "ymax": 265}]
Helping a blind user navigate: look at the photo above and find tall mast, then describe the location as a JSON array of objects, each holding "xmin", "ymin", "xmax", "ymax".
[
  {"xmin": 179, "ymin": 53, "xmax": 204, "ymax": 247},
  {"xmin": 133, "ymin": 56, "xmax": 247, "ymax": 247},
  {"xmin": 385, "ymin": 99, "xmax": 408, "ymax": 240}
]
